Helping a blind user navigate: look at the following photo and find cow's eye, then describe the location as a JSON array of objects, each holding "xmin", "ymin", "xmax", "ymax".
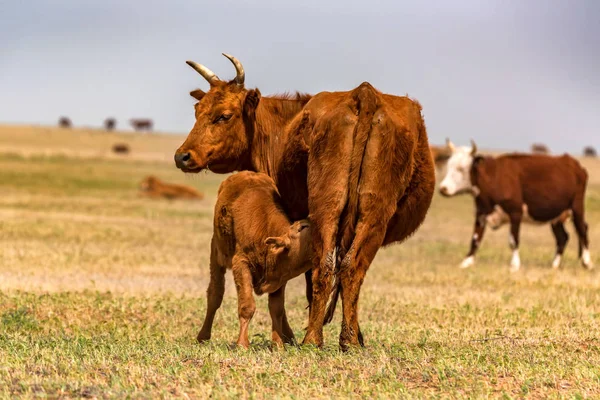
[{"xmin": 214, "ymin": 114, "xmax": 232, "ymax": 124}]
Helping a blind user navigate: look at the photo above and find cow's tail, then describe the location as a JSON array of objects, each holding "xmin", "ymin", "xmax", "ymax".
[{"xmin": 324, "ymin": 82, "xmax": 379, "ymax": 325}]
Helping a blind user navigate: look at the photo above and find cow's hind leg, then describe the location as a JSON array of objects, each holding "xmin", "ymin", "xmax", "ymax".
[
  {"xmin": 572, "ymin": 198, "xmax": 592, "ymax": 269},
  {"xmin": 268, "ymin": 284, "xmax": 295, "ymax": 346},
  {"xmin": 508, "ymin": 212, "xmax": 522, "ymax": 272},
  {"xmin": 197, "ymin": 238, "xmax": 226, "ymax": 343},
  {"xmin": 551, "ymin": 222, "xmax": 569, "ymax": 269},
  {"xmin": 232, "ymin": 256, "xmax": 255, "ymax": 348},
  {"xmin": 338, "ymin": 194, "xmax": 395, "ymax": 350}
]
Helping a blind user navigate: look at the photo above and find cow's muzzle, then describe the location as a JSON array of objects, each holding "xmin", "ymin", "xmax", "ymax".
[{"xmin": 174, "ymin": 151, "xmax": 195, "ymax": 171}]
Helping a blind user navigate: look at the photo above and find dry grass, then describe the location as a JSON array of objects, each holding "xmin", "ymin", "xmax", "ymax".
[{"xmin": 1, "ymin": 125, "xmax": 600, "ymax": 398}]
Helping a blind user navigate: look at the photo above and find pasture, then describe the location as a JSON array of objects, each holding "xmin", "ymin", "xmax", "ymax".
[{"xmin": 1, "ymin": 125, "xmax": 600, "ymax": 398}]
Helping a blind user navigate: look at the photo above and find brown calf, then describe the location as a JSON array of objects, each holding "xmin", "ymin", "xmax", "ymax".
[
  {"xmin": 440, "ymin": 141, "xmax": 592, "ymax": 271},
  {"xmin": 139, "ymin": 176, "xmax": 203, "ymax": 200},
  {"xmin": 197, "ymin": 171, "xmax": 313, "ymax": 347}
]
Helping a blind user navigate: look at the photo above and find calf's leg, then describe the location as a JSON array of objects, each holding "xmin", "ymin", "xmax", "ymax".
[
  {"xmin": 232, "ymin": 257, "xmax": 255, "ymax": 348},
  {"xmin": 268, "ymin": 284, "xmax": 295, "ymax": 346},
  {"xmin": 550, "ymin": 222, "xmax": 569, "ymax": 269},
  {"xmin": 197, "ymin": 239, "xmax": 226, "ymax": 343}
]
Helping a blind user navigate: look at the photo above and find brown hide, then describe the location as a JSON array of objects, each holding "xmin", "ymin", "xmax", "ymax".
[
  {"xmin": 197, "ymin": 171, "xmax": 313, "ymax": 347},
  {"xmin": 139, "ymin": 176, "xmax": 203, "ymax": 200},
  {"xmin": 175, "ymin": 56, "xmax": 435, "ymax": 348}
]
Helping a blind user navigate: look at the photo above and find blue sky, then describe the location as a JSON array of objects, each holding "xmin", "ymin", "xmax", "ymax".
[{"xmin": 1, "ymin": 0, "xmax": 598, "ymax": 152}]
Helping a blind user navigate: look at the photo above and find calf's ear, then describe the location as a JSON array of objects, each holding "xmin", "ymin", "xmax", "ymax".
[
  {"xmin": 190, "ymin": 89, "xmax": 206, "ymax": 101},
  {"xmin": 265, "ymin": 236, "xmax": 291, "ymax": 253}
]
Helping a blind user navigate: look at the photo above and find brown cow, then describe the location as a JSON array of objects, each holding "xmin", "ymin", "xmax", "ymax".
[
  {"xmin": 130, "ymin": 119, "xmax": 153, "ymax": 132},
  {"xmin": 112, "ymin": 143, "xmax": 130, "ymax": 154},
  {"xmin": 58, "ymin": 117, "xmax": 72, "ymax": 128},
  {"xmin": 174, "ymin": 54, "xmax": 435, "ymax": 349},
  {"xmin": 197, "ymin": 171, "xmax": 313, "ymax": 347},
  {"xmin": 583, "ymin": 146, "xmax": 597, "ymax": 158},
  {"xmin": 104, "ymin": 118, "xmax": 116, "ymax": 131},
  {"xmin": 531, "ymin": 143, "xmax": 549, "ymax": 154},
  {"xmin": 440, "ymin": 140, "xmax": 592, "ymax": 271},
  {"xmin": 139, "ymin": 175, "xmax": 204, "ymax": 200}
]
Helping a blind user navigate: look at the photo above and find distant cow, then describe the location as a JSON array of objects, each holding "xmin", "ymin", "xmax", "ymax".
[
  {"xmin": 197, "ymin": 171, "xmax": 313, "ymax": 347},
  {"xmin": 440, "ymin": 140, "xmax": 592, "ymax": 271},
  {"xmin": 58, "ymin": 117, "xmax": 72, "ymax": 128},
  {"xmin": 139, "ymin": 175, "xmax": 204, "ymax": 200},
  {"xmin": 112, "ymin": 143, "xmax": 130, "ymax": 154},
  {"xmin": 531, "ymin": 143, "xmax": 549, "ymax": 154},
  {"xmin": 130, "ymin": 119, "xmax": 153, "ymax": 132},
  {"xmin": 583, "ymin": 146, "xmax": 597, "ymax": 158},
  {"xmin": 104, "ymin": 118, "xmax": 116, "ymax": 131}
]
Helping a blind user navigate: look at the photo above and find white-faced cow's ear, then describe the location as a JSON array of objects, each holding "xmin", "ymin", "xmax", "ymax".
[
  {"xmin": 470, "ymin": 139, "xmax": 478, "ymax": 156},
  {"xmin": 244, "ymin": 89, "xmax": 261, "ymax": 116},
  {"xmin": 190, "ymin": 89, "xmax": 206, "ymax": 101}
]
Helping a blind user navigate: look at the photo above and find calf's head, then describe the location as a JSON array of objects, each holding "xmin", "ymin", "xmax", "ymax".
[
  {"xmin": 265, "ymin": 220, "xmax": 313, "ymax": 268},
  {"xmin": 439, "ymin": 139, "xmax": 478, "ymax": 197},
  {"xmin": 175, "ymin": 54, "xmax": 260, "ymax": 174}
]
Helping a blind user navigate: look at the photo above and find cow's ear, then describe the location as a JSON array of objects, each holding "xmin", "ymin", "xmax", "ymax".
[
  {"xmin": 190, "ymin": 89, "xmax": 206, "ymax": 101},
  {"xmin": 265, "ymin": 236, "xmax": 290, "ymax": 254},
  {"xmin": 244, "ymin": 89, "xmax": 261, "ymax": 116}
]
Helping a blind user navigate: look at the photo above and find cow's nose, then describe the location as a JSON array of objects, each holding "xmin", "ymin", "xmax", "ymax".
[
  {"xmin": 174, "ymin": 152, "xmax": 191, "ymax": 169},
  {"xmin": 439, "ymin": 186, "xmax": 449, "ymax": 196}
]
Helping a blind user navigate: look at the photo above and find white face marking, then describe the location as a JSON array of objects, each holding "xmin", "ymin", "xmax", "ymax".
[
  {"xmin": 439, "ymin": 145, "xmax": 475, "ymax": 196},
  {"xmin": 582, "ymin": 248, "xmax": 593, "ymax": 269},
  {"xmin": 460, "ymin": 256, "xmax": 475, "ymax": 269},
  {"xmin": 552, "ymin": 254, "xmax": 562, "ymax": 269},
  {"xmin": 510, "ymin": 250, "xmax": 521, "ymax": 272}
]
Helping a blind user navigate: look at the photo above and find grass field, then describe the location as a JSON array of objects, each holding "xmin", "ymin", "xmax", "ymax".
[{"xmin": 1, "ymin": 125, "xmax": 600, "ymax": 398}]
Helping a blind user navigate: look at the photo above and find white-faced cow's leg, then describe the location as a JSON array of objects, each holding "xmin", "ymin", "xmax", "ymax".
[
  {"xmin": 572, "ymin": 188, "xmax": 593, "ymax": 269},
  {"xmin": 461, "ymin": 213, "xmax": 486, "ymax": 268},
  {"xmin": 508, "ymin": 213, "xmax": 522, "ymax": 272},
  {"xmin": 550, "ymin": 222, "xmax": 569, "ymax": 269},
  {"xmin": 231, "ymin": 256, "xmax": 255, "ymax": 348},
  {"xmin": 197, "ymin": 237, "xmax": 226, "ymax": 343}
]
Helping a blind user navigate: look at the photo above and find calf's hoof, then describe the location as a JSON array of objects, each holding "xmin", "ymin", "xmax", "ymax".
[
  {"xmin": 236, "ymin": 339, "xmax": 250, "ymax": 349},
  {"xmin": 460, "ymin": 256, "xmax": 475, "ymax": 269}
]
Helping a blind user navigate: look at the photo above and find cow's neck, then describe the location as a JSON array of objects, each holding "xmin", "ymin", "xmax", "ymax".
[{"xmin": 249, "ymin": 94, "xmax": 310, "ymax": 177}]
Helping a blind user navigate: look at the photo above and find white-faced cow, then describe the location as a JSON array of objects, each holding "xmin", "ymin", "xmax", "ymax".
[{"xmin": 439, "ymin": 139, "xmax": 592, "ymax": 272}]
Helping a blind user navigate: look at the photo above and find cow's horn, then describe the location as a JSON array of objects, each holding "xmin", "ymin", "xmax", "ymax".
[
  {"xmin": 446, "ymin": 138, "xmax": 456, "ymax": 152},
  {"xmin": 186, "ymin": 61, "xmax": 220, "ymax": 85},
  {"xmin": 222, "ymin": 53, "xmax": 245, "ymax": 86},
  {"xmin": 470, "ymin": 139, "xmax": 478, "ymax": 155}
]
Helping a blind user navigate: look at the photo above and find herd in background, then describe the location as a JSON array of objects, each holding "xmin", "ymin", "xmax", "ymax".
[{"xmin": 57, "ymin": 116, "xmax": 154, "ymax": 132}]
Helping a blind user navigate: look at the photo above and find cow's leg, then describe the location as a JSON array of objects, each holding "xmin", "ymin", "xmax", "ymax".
[
  {"xmin": 508, "ymin": 213, "xmax": 522, "ymax": 272},
  {"xmin": 197, "ymin": 239, "xmax": 226, "ymax": 343},
  {"xmin": 550, "ymin": 222, "xmax": 569, "ymax": 269},
  {"xmin": 232, "ymin": 257, "xmax": 255, "ymax": 348},
  {"xmin": 338, "ymin": 195, "xmax": 394, "ymax": 350},
  {"xmin": 461, "ymin": 213, "xmax": 487, "ymax": 268},
  {"xmin": 268, "ymin": 284, "xmax": 295, "ymax": 346},
  {"xmin": 572, "ymin": 199, "xmax": 592, "ymax": 269}
]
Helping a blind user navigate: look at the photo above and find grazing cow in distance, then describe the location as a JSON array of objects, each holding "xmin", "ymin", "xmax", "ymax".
[
  {"xmin": 104, "ymin": 118, "xmax": 116, "ymax": 131},
  {"xmin": 174, "ymin": 53, "xmax": 435, "ymax": 348},
  {"xmin": 112, "ymin": 143, "xmax": 130, "ymax": 154},
  {"xmin": 58, "ymin": 117, "xmax": 72, "ymax": 128},
  {"xmin": 130, "ymin": 119, "xmax": 153, "ymax": 132},
  {"xmin": 583, "ymin": 146, "xmax": 597, "ymax": 158},
  {"xmin": 197, "ymin": 171, "xmax": 313, "ymax": 347},
  {"xmin": 440, "ymin": 139, "xmax": 592, "ymax": 271},
  {"xmin": 531, "ymin": 143, "xmax": 549, "ymax": 154},
  {"xmin": 139, "ymin": 175, "xmax": 204, "ymax": 200}
]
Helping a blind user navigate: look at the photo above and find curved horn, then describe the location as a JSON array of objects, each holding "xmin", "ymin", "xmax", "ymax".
[
  {"xmin": 446, "ymin": 138, "xmax": 456, "ymax": 152},
  {"xmin": 222, "ymin": 53, "xmax": 245, "ymax": 86},
  {"xmin": 470, "ymin": 139, "xmax": 478, "ymax": 155},
  {"xmin": 186, "ymin": 61, "xmax": 220, "ymax": 85}
]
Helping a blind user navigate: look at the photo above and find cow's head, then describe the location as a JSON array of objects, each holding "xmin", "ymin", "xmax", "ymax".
[
  {"xmin": 439, "ymin": 139, "xmax": 478, "ymax": 197},
  {"xmin": 265, "ymin": 219, "xmax": 313, "ymax": 268},
  {"xmin": 174, "ymin": 54, "xmax": 260, "ymax": 173}
]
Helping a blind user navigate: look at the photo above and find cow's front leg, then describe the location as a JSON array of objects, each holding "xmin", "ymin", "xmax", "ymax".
[
  {"xmin": 461, "ymin": 213, "xmax": 487, "ymax": 268},
  {"xmin": 508, "ymin": 213, "xmax": 522, "ymax": 272}
]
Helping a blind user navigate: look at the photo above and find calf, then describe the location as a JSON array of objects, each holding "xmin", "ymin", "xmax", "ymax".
[
  {"xmin": 440, "ymin": 140, "xmax": 592, "ymax": 271},
  {"xmin": 139, "ymin": 175, "xmax": 203, "ymax": 200},
  {"xmin": 197, "ymin": 171, "xmax": 313, "ymax": 347}
]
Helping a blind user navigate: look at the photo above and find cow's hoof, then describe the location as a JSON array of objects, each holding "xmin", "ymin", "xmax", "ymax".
[
  {"xmin": 460, "ymin": 256, "xmax": 475, "ymax": 269},
  {"xmin": 302, "ymin": 331, "xmax": 324, "ymax": 348},
  {"xmin": 551, "ymin": 255, "xmax": 562, "ymax": 269},
  {"xmin": 582, "ymin": 249, "xmax": 593, "ymax": 269},
  {"xmin": 196, "ymin": 333, "xmax": 211, "ymax": 344}
]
